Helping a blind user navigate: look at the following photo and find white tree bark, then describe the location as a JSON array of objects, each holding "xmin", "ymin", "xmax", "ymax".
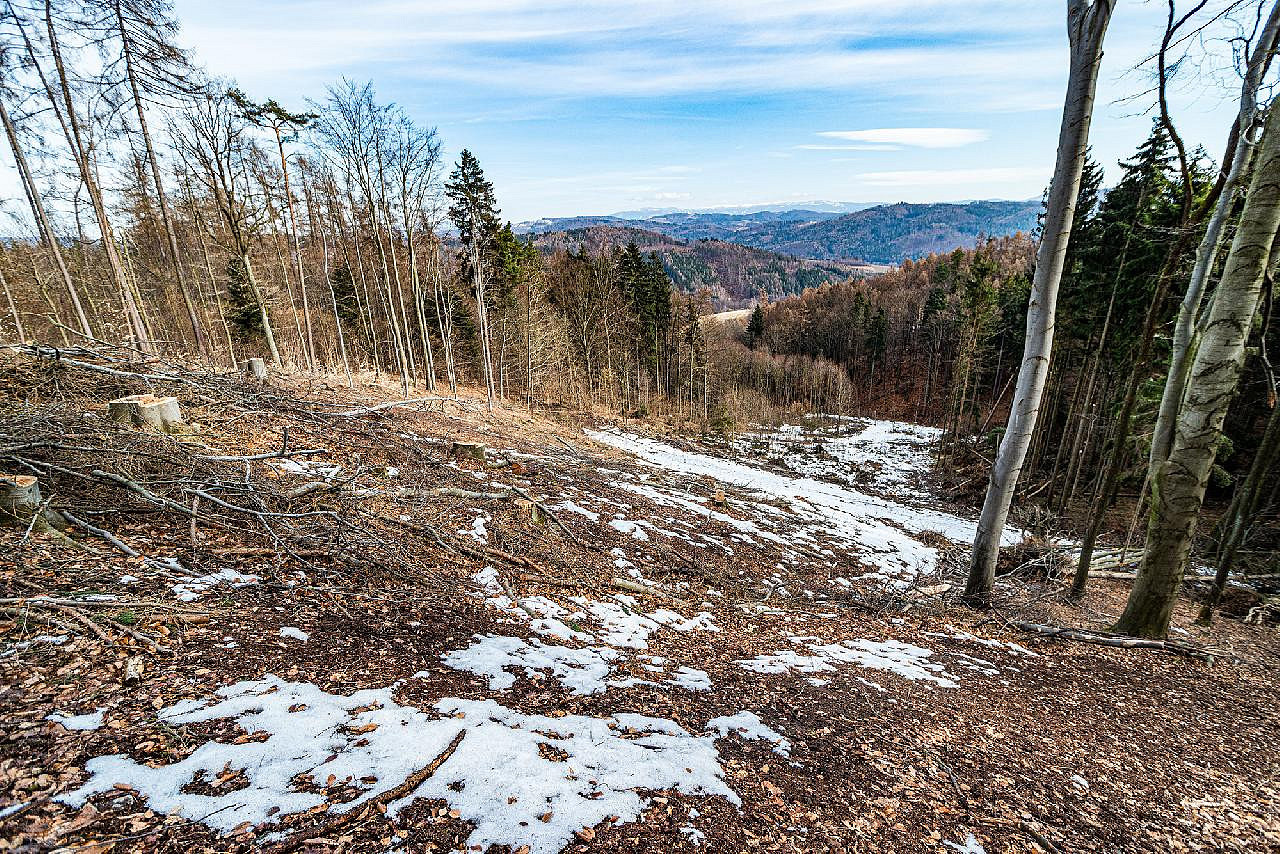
[
  {"xmin": 965, "ymin": 0, "xmax": 1115, "ymax": 603},
  {"xmin": 1115, "ymin": 102, "xmax": 1280, "ymax": 638}
]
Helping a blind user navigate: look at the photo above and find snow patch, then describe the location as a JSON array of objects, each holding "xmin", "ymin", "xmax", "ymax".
[
  {"xmin": 444, "ymin": 634, "xmax": 618, "ymax": 695},
  {"xmin": 737, "ymin": 638, "xmax": 958, "ymax": 688},
  {"xmin": 171, "ymin": 567, "xmax": 259, "ymax": 603},
  {"xmin": 47, "ymin": 708, "xmax": 106, "ymax": 731},
  {"xmin": 60, "ymin": 677, "xmax": 739, "ymax": 854},
  {"xmin": 707, "ymin": 711, "xmax": 791, "ymax": 756}
]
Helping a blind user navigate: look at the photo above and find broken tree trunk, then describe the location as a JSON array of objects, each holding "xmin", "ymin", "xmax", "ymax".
[{"xmin": 106, "ymin": 395, "xmax": 184, "ymax": 432}]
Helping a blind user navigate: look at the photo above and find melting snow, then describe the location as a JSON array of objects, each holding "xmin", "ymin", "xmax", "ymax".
[
  {"xmin": 278, "ymin": 626, "xmax": 309, "ymax": 642},
  {"xmin": 171, "ymin": 567, "xmax": 260, "ymax": 602},
  {"xmin": 670, "ymin": 666, "xmax": 713, "ymax": 691},
  {"xmin": 587, "ymin": 426, "xmax": 1022, "ymax": 584},
  {"xmin": 737, "ymin": 638, "xmax": 959, "ymax": 688},
  {"xmin": 576, "ymin": 597, "xmax": 719, "ymax": 650},
  {"xmin": 444, "ymin": 634, "xmax": 618, "ymax": 695},
  {"xmin": 549, "ymin": 500, "xmax": 600, "ymax": 522},
  {"xmin": 60, "ymin": 677, "xmax": 739, "ymax": 854},
  {"xmin": 462, "ymin": 513, "xmax": 489, "ymax": 544},
  {"xmin": 707, "ymin": 711, "xmax": 791, "ymax": 756},
  {"xmin": 47, "ymin": 708, "xmax": 106, "ymax": 731},
  {"xmin": 945, "ymin": 833, "xmax": 988, "ymax": 853}
]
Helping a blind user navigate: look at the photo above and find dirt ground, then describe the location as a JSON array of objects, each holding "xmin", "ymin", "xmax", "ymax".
[{"xmin": 1, "ymin": 353, "xmax": 1277, "ymax": 854}]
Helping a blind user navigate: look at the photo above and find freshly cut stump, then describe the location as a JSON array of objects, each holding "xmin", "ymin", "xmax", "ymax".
[
  {"xmin": 449, "ymin": 441, "xmax": 487, "ymax": 462},
  {"xmin": 107, "ymin": 395, "xmax": 184, "ymax": 433},
  {"xmin": 1, "ymin": 474, "xmax": 65, "ymax": 531},
  {"xmin": 240, "ymin": 358, "xmax": 267, "ymax": 380}
]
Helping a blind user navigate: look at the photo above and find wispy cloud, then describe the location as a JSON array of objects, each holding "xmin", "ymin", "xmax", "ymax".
[
  {"xmin": 795, "ymin": 144, "xmax": 902, "ymax": 152},
  {"xmin": 857, "ymin": 167, "xmax": 1047, "ymax": 188},
  {"xmin": 818, "ymin": 128, "xmax": 989, "ymax": 148}
]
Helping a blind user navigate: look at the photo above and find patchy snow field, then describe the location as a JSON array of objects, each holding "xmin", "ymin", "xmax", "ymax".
[
  {"xmin": 587, "ymin": 418, "xmax": 1022, "ymax": 586},
  {"xmin": 13, "ymin": 397, "xmax": 1274, "ymax": 854}
]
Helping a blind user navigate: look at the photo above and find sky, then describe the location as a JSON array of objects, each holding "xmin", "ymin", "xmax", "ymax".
[{"xmin": 78, "ymin": 3, "xmax": 1280, "ymax": 221}]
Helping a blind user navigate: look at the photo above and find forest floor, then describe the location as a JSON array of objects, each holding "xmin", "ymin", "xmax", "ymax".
[{"xmin": 1, "ymin": 351, "xmax": 1277, "ymax": 854}]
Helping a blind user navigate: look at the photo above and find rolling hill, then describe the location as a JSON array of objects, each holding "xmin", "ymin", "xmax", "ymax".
[
  {"xmin": 530, "ymin": 225, "xmax": 879, "ymax": 309},
  {"xmin": 520, "ymin": 200, "xmax": 1042, "ymax": 265}
]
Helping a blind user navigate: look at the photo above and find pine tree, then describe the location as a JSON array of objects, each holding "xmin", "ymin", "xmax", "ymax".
[{"xmin": 746, "ymin": 305, "xmax": 765, "ymax": 349}]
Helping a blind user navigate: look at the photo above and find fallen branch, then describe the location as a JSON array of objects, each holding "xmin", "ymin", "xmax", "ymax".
[
  {"xmin": 337, "ymin": 397, "xmax": 449, "ymax": 417},
  {"xmin": 1007, "ymin": 620, "xmax": 1231, "ymax": 663},
  {"xmin": 264, "ymin": 729, "xmax": 466, "ymax": 854},
  {"xmin": 62, "ymin": 512, "xmax": 198, "ymax": 577},
  {"xmin": 92, "ymin": 470, "xmax": 198, "ymax": 517},
  {"xmin": 197, "ymin": 448, "xmax": 327, "ymax": 462}
]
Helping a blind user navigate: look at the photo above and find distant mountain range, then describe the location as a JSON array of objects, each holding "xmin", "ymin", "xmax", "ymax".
[
  {"xmin": 529, "ymin": 225, "xmax": 880, "ymax": 309},
  {"xmin": 519, "ymin": 199, "xmax": 1042, "ymax": 265}
]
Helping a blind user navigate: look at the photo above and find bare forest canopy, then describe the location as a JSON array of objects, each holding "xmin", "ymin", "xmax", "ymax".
[
  {"xmin": 519, "ymin": 200, "xmax": 1044, "ymax": 265},
  {"xmin": 528, "ymin": 225, "xmax": 878, "ymax": 309}
]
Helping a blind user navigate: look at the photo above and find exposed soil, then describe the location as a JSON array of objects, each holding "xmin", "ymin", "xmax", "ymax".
[{"xmin": 1, "ymin": 355, "xmax": 1277, "ymax": 854}]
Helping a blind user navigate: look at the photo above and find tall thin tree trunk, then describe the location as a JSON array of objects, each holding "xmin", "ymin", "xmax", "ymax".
[
  {"xmin": 272, "ymin": 127, "xmax": 316, "ymax": 370},
  {"xmin": 114, "ymin": 0, "xmax": 205, "ymax": 356},
  {"xmin": 1148, "ymin": 0, "xmax": 1280, "ymax": 468},
  {"xmin": 242, "ymin": 253, "xmax": 280, "ymax": 365},
  {"xmin": 1, "ymin": 262, "xmax": 26, "ymax": 341},
  {"xmin": 0, "ymin": 93, "xmax": 91, "ymax": 337},
  {"xmin": 1114, "ymin": 103, "xmax": 1280, "ymax": 638},
  {"xmin": 965, "ymin": 0, "xmax": 1114, "ymax": 603},
  {"xmin": 43, "ymin": 0, "xmax": 148, "ymax": 350}
]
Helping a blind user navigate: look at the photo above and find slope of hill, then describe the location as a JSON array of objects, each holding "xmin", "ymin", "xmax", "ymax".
[
  {"xmin": 520, "ymin": 200, "xmax": 1042, "ymax": 265},
  {"xmin": 531, "ymin": 225, "xmax": 879, "ymax": 308}
]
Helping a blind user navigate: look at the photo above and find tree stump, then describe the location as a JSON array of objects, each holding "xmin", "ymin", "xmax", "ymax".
[
  {"xmin": 1, "ymin": 474, "xmax": 66, "ymax": 532},
  {"xmin": 106, "ymin": 394, "xmax": 184, "ymax": 432},
  {"xmin": 449, "ymin": 441, "xmax": 487, "ymax": 462},
  {"xmin": 241, "ymin": 358, "xmax": 267, "ymax": 381}
]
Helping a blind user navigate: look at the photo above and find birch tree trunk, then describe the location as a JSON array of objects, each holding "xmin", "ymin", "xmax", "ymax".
[
  {"xmin": 964, "ymin": 0, "xmax": 1115, "ymax": 604},
  {"xmin": 1114, "ymin": 102, "xmax": 1280, "ymax": 638}
]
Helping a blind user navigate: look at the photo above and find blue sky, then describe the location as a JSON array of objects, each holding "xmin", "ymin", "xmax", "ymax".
[{"xmin": 168, "ymin": 1, "xmax": 1252, "ymax": 221}]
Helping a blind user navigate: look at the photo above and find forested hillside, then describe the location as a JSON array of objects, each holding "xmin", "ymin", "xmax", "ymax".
[
  {"xmin": 530, "ymin": 225, "xmax": 875, "ymax": 307},
  {"xmin": 522, "ymin": 199, "xmax": 1042, "ymax": 264}
]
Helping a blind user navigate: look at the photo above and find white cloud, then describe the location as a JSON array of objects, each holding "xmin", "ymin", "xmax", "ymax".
[
  {"xmin": 795, "ymin": 144, "xmax": 902, "ymax": 151},
  {"xmin": 818, "ymin": 128, "xmax": 990, "ymax": 148},
  {"xmin": 856, "ymin": 167, "xmax": 1047, "ymax": 188}
]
